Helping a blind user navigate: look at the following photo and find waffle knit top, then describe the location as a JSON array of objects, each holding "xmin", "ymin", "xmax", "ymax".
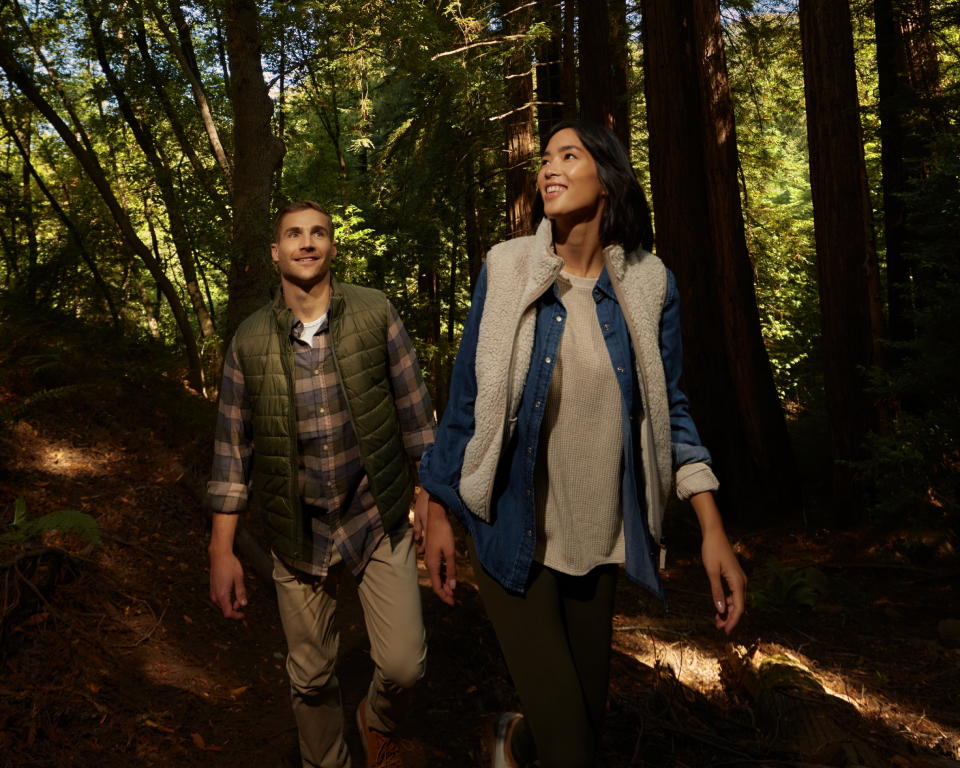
[{"xmin": 533, "ymin": 271, "xmax": 626, "ymax": 575}]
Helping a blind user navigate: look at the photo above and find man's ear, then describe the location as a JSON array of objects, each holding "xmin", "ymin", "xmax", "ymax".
[
  {"xmin": 271, "ymin": 242, "xmax": 279, "ymax": 262},
  {"xmin": 331, "ymin": 243, "xmax": 337, "ymax": 260}
]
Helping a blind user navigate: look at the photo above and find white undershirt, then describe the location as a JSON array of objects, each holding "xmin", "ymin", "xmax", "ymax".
[{"xmin": 299, "ymin": 314, "xmax": 327, "ymax": 348}]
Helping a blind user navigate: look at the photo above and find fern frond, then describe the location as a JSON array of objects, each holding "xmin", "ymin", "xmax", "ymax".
[
  {"xmin": 0, "ymin": 384, "xmax": 95, "ymax": 426},
  {"xmin": 1, "ymin": 509, "xmax": 103, "ymax": 547}
]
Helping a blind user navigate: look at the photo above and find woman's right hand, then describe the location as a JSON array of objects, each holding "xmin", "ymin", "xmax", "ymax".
[{"xmin": 423, "ymin": 494, "xmax": 458, "ymax": 606}]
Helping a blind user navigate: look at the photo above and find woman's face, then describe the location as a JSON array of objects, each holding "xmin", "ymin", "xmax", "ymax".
[{"xmin": 537, "ymin": 128, "xmax": 606, "ymax": 224}]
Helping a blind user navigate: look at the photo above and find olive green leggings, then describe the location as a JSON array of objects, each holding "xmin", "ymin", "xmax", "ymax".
[{"xmin": 467, "ymin": 538, "xmax": 619, "ymax": 768}]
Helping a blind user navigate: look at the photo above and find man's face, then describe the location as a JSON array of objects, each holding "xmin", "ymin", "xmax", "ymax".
[{"xmin": 271, "ymin": 208, "xmax": 337, "ymax": 290}]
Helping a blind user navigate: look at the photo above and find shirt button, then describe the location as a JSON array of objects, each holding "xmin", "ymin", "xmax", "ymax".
[
  {"xmin": 314, "ymin": 369, "xmax": 319, "ymax": 375},
  {"xmin": 326, "ymin": 481, "xmax": 332, "ymax": 487},
  {"xmin": 535, "ymin": 401, "xmax": 541, "ymax": 408},
  {"xmin": 545, "ymin": 357, "xmax": 551, "ymax": 363},
  {"xmin": 604, "ymin": 324, "xmax": 610, "ymax": 330},
  {"xmin": 556, "ymin": 316, "xmax": 562, "ymax": 322},
  {"xmin": 526, "ymin": 489, "xmax": 532, "ymax": 497},
  {"xmin": 618, "ymin": 367, "xmax": 624, "ymax": 373},
  {"xmin": 526, "ymin": 530, "xmax": 533, "ymax": 537},
  {"xmin": 319, "ymin": 407, "xmax": 325, "ymax": 414},
  {"xmin": 322, "ymin": 445, "xmax": 329, "ymax": 451},
  {"xmin": 526, "ymin": 446, "xmax": 532, "ymax": 454}
]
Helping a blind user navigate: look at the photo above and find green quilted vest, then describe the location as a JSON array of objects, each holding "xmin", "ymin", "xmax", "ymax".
[{"xmin": 232, "ymin": 278, "xmax": 414, "ymax": 560}]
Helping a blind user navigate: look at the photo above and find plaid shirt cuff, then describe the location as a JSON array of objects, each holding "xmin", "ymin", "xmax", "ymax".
[{"xmin": 205, "ymin": 480, "xmax": 249, "ymax": 513}]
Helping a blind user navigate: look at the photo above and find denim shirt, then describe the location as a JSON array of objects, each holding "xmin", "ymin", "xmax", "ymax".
[{"xmin": 419, "ymin": 262, "xmax": 712, "ymax": 600}]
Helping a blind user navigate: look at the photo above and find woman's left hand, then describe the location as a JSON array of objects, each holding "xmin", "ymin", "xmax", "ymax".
[
  {"xmin": 690, "ymin": 492, "xmax": 747, "ymax": 634},
  {"xmin": 701, "ymin": 527, "xmax": 747, "ymax": 634}
]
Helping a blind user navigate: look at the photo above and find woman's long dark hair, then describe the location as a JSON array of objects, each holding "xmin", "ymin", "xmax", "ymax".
[{"xmin": 532, "ymin": 120, "xmax": 654, "ymax": 254}]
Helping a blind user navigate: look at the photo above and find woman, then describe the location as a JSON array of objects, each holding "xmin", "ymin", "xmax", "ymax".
[{"xmin": 414, "ymin": 121, "xmax": 746, "ymax": 768}]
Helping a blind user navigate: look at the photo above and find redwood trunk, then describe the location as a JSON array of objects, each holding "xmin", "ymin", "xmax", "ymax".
[
  {"xmin": 874, "ymin": 0, "xmax": 945, "ymax": 346},
  {"xmin": 224, "ymin": 0, "xmax": 286, "ymax": 337},
  {"xmin": 504, "ymin": 0, "xmax": 536, "ymax": 238},
  {"xmin": 535, "ymin": 0, "xmax": 565, "ymax": 151},
  {"xmin": 641, "ymin": 0, "xmax": 799, "ymax": 517},
  {"xmin": 799, "ymin": 0, "xmax": 885, "ymax": 500},
  {"xmin": 578, "ymin": 0, "xmax": 615, "ymax": 131}
]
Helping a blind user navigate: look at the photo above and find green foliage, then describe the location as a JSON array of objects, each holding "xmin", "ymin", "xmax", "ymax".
[
  {"xmin": 848, "ymin": 135, "xmax": 960, "ymax": 525},
  {"xmin": 748, "ymin": 557, "xmax": 822, "ymax": 613},
  {"xmin": 2, "ymin": 494, "xmax": 103, "ymax": 547}
]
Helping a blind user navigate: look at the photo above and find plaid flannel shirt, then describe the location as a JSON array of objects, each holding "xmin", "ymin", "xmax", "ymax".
[{"xmin": 206, "ymin": 300, "xmax": 436, "ymax": 577}]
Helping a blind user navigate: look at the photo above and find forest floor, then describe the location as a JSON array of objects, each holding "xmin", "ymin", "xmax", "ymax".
[{"xmin": 1, "ymin": 354, "xmax": 959, "ymax": 768}]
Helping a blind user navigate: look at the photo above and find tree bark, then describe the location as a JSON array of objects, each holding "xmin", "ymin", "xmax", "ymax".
[
  {"xmin": 561, "ymin": 0, "xmax": 577, "ymax": 120},
  {"xmin": 504, "ymin": 0, "xmax": 536, "ymax": 238},
  {"xmin": 641, "ymin": 0, "xmax": 799, "ymax": 518},
  {"xmin": 223, "ymin": 0, "xmax": 286, "ymax": 338},
  {"xmin": 874, "ymin": 0, "xmax": 945, "ymax": 347},
  {"xmin": 535, "ymin": 0, "xmax": 565, "ymax": 151},
  {"xmin": 578, "ymin": 0, "xmax": 615, "ymax": 131},
  {"xmin": 799, "ymin": 0, "xmax": 886, "ymax": 501},
  {"xmin": 464, "ymin": 149, "xmax": 485, "ymax": 295},
  {"xmin": 16, "ymin": 112, "xmax": 39, "ymax": 305},
  {"xmin": 609, "ymin": 0, "xmax": 631, "ymax": 148}
]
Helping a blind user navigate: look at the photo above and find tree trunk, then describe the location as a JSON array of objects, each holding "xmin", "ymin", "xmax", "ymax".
[
  {"xmin": 504, "ymin": 0, "xmax": 536, "ymax": 238},
  {"xmin": 799, "ymin": 0, "xmax": 886, "ymax": 502},
  {"xmin": 561, "ymin": 0, "xmax": 577, "ymax": 120},
  {"xmin": 17, "ymin": 113, "xmax": 39, "ymax": 305},
  {"xmin": 465, "ymin": 150, "xmax": 485, "ymax": 295},
  {"xmin": 578, "ymin": 0, "xmax": 615, "ymax": 131},
  {"xmin": 536, "ymin": 0, "xmax": 565, "ymax": 151},
  {"xmin": 223, "ymin": 0, "xmax": 286, "ymax": 338},
  {"xmin": 874, "ymin": 0, "xmax": 945, "ymax": 347},
  {"xmin": 641, "ymin": 0, "xmax": 799, "ymax": 519},
  {"xmin": 609, "ymin": 0, "xmax": 631, "ymax": 149}
]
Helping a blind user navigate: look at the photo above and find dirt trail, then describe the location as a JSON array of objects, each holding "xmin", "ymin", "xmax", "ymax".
[{"xmin": 1, "ymin": 380, "xmax": 958, "ymax": 767}]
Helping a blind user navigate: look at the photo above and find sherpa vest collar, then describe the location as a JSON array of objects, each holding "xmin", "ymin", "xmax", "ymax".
[
  {"xmin": 232, "ymin": 279, "xmax": 414, "ymax": 561},
  {"xmin": 459, "ymin": 219, "xmax": 672, "ymax": 543}
]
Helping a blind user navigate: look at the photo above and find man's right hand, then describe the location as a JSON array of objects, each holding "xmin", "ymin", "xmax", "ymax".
[
  {"xmin": 423, "ymin": 494, "xmax": 457, "ymax": 607},
  {"xmin": 210, "ymin": 550, "xmax": 248, "ymax": 619},
  {"xmin": 209, "ymin": 513, "xmax": 247, "ymax": 620}
]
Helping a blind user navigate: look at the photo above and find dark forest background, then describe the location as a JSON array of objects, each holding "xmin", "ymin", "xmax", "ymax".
[{"xmin": 1, "ymin": 0, "xmax": 958, "ymax": 529}]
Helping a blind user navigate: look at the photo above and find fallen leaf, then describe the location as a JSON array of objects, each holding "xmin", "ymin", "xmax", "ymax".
[
  {"xmin": 88, "ymin": 683, "xmax": 102, "ymax": 694},
  {"xmin": 36, "ymin": 481, "xmax": 50, "ymax": 487},
  {"xmin": 166, "ymin": 556, "xmax": 175, "ymax": 562},
  {"xmin": 183, "ymin": 615, "xmax": 193, "ymax": 624},
  {"xmin": 230, "ymin": 686, "xmax": 249, "ymax": 695},
  {"xmin": 466, "ymin": 685, "xmax": 477, "ymax": 693},
  {"xmin": 213, "ymin": 643, "xmax": 229, "ymax": 651},
  {"xmin": 191, "ymin": 734, "xmax": 205, "ymax": 749},
  {"xmin": 22, "ymin": 613, "xmax": 49, "ymax": 627}
]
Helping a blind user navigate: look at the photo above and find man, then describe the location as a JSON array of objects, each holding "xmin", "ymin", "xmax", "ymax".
[{"xmin": 206, "ymin": 200, "xmax": 435, "ymax": 768}]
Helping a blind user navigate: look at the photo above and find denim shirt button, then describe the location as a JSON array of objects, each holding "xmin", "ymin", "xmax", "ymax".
[
  {"xmin": 535, "ymin": 401, "xmax": 541, "ymax": 408},
  {"xmin": 526, "ymin": 530, "xmax": 533, "ymax": 537},
  {"xmin": 545, "ymin": 357, "xmax": 551, "ymax": 363},
  {"xmin": 604, "ymin": 324, "xmax": 610, "ymax": 331},
  {"xmin": 526, "ymin": 446, "xmax": 533, "ymax": 454},
  {"xmin": 556, "ymin": 316, "xmax": 562, "ymax": 322},
  {"xmin": 526, "ymin": 489, "xmax": 532, "ymax": 497},
  {"xmin": 617, "ymin": 366, "xmax": 624, "ymax": 373}
]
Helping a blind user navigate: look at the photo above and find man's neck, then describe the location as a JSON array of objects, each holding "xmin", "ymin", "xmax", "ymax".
[{"xmin": 281, "ymin": 275, "xmax": 331, "ymax": 323}]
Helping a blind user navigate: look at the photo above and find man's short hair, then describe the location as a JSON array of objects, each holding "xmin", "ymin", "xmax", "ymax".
[{"xmin": 273, "ymin": 200, "xmax": 336, "ymax": 243}]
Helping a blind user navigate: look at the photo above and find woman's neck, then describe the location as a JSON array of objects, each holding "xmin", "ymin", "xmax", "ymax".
[{"xmin": 552, "ymin": 216, "xmax": 605, "ymax": 279}]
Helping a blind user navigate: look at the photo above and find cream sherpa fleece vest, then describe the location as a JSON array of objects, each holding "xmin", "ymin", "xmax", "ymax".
[{"xmin": 460, "ymin": 218, "xmax": 672, "ymax": 544}]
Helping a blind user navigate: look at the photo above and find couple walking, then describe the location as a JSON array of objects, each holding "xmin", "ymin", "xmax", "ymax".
[{"xmin": 206, "ymin": 120, "xmax": 746, "ymax": 768}]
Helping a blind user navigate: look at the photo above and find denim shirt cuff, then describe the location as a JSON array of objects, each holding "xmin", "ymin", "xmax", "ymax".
[{"xmin": 671, "ymin": 441, "xmax": 712, "ymax": 470}]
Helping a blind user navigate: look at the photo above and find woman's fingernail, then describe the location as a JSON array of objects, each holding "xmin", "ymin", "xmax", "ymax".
[
  {"xmin": 449, "ymin": 579, "xmax": 457, "ymax": 590},
  {"xmin": 716, "ymin": 600, "xmax": 725, "ymax": 612}
]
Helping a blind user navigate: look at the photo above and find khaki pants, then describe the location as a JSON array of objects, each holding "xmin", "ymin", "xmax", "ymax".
[{"xmin": 272, "ymin": 525, "xmax": 427, "ymax": 768}]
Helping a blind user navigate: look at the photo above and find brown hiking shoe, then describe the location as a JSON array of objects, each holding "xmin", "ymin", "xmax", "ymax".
[{"xmin": 355, "ymin": 696, "xmax": 402, "ymax": 767}]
